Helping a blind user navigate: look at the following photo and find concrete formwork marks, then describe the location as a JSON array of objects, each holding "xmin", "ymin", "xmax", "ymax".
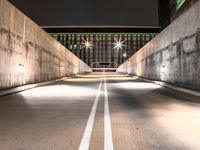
[
  {"xmin": 0, "ymin": 0, "xmax": 91, "ymax": 90},
  {"xmin": 118, "ymin": 1, "xmax": 200, "ymax": 91}
]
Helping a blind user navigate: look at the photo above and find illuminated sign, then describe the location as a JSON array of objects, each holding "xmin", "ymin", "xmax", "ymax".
[{"xmin": 176, "ymin": 0, "xmax": 186, "ymax": 10}]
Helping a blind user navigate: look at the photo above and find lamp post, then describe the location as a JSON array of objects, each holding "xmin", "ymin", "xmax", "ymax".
[
  {"xmin": 82, "ymin": 38, "xmax": 93, "ymax": 50},
  {"xmin": 112, "ymin": 38, "xmax": 132, "ymax": 64}
]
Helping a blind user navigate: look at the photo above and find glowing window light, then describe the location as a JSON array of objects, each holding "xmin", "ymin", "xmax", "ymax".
[
  {"xmin": 123, "ymin": 53, "xmax": 127, "ymax": 58},
  {"xmin": 176, "ymin": 0, "xmax": 186, "ymax": 10}
]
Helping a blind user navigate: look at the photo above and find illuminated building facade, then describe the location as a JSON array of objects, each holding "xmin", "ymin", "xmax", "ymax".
[
  {"xmin": 163, "ymin": 0, "xmax": 199, "ymax": 22},
  {"xmin": 158, "ymin": 0, "xmax": 199, "ymax": 30},
  {"xmin": 44, "ymin": 27, "xmax": 158, "ymax": 69}
]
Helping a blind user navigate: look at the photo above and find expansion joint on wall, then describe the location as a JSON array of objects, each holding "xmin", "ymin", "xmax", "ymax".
[{"xmin": 196, "ymin": 28, "xmax": 200, "ymax": 51}]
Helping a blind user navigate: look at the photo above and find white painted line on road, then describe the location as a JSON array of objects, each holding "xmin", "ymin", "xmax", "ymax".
[
  {"xmin": 104, "ymin": 77, "xmax": 114, "ymax": 150},
  {"xmin": 79, "ymin": 78, "xmax": 103, "ymax": 150}
]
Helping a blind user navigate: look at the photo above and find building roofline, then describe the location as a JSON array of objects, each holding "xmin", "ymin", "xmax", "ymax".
[
  {"xmin": 42, "ymin": 26, "xmax": 160, "ymax": 33},
  {"xmin": 41, "ymin": 25, "xmax": 160, "ymax": 29}
]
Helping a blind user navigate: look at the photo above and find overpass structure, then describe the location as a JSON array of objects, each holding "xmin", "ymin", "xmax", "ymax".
[{"xmin": 1, "ymin": 0, "xmax": 200, "ymax": 150}]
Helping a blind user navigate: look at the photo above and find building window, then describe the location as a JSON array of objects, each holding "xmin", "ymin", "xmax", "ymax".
[
  {"xmin": 176, "ymin": 0, "xmax": 186, "ymax": 10},
  {"xmin": 51, "ymin": 32, "xmax": 157, "ymax": 67}
]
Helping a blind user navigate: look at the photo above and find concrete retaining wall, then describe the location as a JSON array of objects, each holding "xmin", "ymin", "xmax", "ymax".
[
  {"xmin": 117, "ymin": 0, "xmax": 200, "ymax": 91},
  {"xmin": 0, "ymin": 0, "xmax": 91, "ymax": 90}
]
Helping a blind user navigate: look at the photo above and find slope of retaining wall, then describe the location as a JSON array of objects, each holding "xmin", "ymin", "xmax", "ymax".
[
  {"xmin": 0, "ymin": 0, "xmax": 91, "ymax": 90},
  {"xmin": 117, "ymin": 1, "xmax": 200, "ymax": 91}
]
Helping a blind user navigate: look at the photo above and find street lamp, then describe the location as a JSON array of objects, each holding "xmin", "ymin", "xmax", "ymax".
[
  {"xmin": 112, "ymin": 38, "xmax": 126, "ymax": 52},
  {"xmin": 82, "ymin": 38, "xmax": 93, "ymax": 50},
  {"xmin": 113, "ymin": 38, "xmax": 130, "ymax": 59},
  {"xmin": 123, "ymin": 53, "xmax": 127, "ymax": 58}
]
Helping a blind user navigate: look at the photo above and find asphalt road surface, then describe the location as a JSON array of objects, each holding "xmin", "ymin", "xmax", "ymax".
[{"xmin": 1, "ymin": 72, "xmax": 200, "ymax": 150}]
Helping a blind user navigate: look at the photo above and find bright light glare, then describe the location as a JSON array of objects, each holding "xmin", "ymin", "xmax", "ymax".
[
  {"xmin": 20, "ymin": 85, "xmax": 98, "ymax": 101},
  {"xmin": 123, "ymin": 53, "xmax": 127, "ymax": 58},
  {"xmin": 117, "ymin": 82, "xmax": 161, "ymax": 89},
  {"xmin": 113, "ymin": 38, "xmax": 126, "ymax": 51},
  {"xmin": 82, "ymin": 39, "xmax": 93, "ymax": 49},
  {"xmin": 85, "ymin": 42, "xmax": 90, "ymax": 47},
  {"xmin": 117, "ymin": 43, "xmax": 121, "ymax": 47},
  {"xmin": 156, "ymin": 104, "xmax": 200, "ymax": 149}
]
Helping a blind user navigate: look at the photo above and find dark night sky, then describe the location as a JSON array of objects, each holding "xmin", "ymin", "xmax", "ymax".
[{"xmin": 8, "ymin": 0, "xmax": 159, "ymax": 27}]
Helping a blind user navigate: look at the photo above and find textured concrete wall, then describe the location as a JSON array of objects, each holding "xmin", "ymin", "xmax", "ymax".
[
  {"xmin": 117, "ymin": 0, "xmax": 200, "ymax": 91},
  {"xmin": 0, "ymin": 0, "xmax": 91, "ymax": 90}
]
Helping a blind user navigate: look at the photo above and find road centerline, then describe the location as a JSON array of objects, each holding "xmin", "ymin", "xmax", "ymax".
[
  {"xmin": 79, "ymin": 78, "xmax": 103, "ymax": 150},
  {"xmin": 104, "ymin": 76, "xmax": 114, "ymax": 150}
]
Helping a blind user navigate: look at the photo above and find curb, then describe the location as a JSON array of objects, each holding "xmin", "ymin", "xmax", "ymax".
[
  {"xmin": 0, "ymin": 75, "xmax": 77, "ymax": 97},
  {"xmin": 136, "ymin": 76, "xmax": 200, "ymax": 97}
]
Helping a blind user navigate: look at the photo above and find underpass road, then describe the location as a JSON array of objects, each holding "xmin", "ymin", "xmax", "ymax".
[{"xmin": 0, "ymin": 73, "xmax": 200, "ymax": 150}]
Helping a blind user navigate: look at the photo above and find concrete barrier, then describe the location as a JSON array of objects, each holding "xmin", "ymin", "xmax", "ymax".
[
  {"xmin": 0, "ymin": 0, "xmax": 91, "ymax": 90},
  {"xmin": 117, "ymin": 1, "xmax": 200, "ymax": 91}
]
